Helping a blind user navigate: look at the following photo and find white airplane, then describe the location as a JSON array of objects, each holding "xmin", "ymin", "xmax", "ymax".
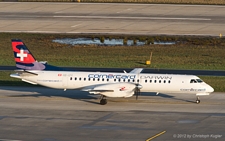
[{"xmin": 10, "ymin": 39, "xmax": 214, "ymax": 105}]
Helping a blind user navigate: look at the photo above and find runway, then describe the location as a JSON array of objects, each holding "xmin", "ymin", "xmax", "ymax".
[
  {"xmin": 0, "ymin": 2, "xmax": 225, "ymax": 36},
  {"xmin": 0, "ymin": 86, "xmax": 224, "ymax": 141}
]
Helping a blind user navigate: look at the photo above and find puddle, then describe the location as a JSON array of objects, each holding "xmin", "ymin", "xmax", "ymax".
[{"xmin": 52, "ymin": 38, "xmax": 175, "ymax": 46}]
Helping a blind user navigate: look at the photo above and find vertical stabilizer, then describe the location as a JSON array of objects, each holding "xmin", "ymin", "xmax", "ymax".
[{"xmin": 12, "ymin": 39, "xmax": 45, "ymax": 70}]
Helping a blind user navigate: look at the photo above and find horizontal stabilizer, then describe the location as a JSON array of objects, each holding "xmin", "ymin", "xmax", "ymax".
[
  {"xmin": 14, "ymin": 70, "xmax": 38, "ymax": 76},
  {"xmin": 10, "ymin": 73, "xmax": 21, "ymax": 79}
]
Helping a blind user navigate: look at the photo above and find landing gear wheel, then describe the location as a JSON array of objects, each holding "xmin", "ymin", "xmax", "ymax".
[
  {"xmin": 196, "ymin": 96, "xmax": 200, "ymax": 104},
  {"xmin": 100, "ymin": 99, "xmax": 107, "ymax": 105},
  {"xmin": 196, "ymin": 100, "xmax": 200, "ymax": 104}
]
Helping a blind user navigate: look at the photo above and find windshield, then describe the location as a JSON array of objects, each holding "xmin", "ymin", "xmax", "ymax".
[
  {"xmin": 196, "ymin": 79, "xmax": 203, "ymax": 83},
  {"xmin": 190, "ymin": 79, "xmax": 203, "ymax": 83}
]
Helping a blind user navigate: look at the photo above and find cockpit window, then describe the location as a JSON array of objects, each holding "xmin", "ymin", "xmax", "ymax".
[
  {"xmin": 190, "ymin": 79, "xmax": 197, "ymax": 83},
  {"xmin": 190, "ymin": 79, "xmax": 203, "ymax": 83},
  {"xmin": 196, "ymin": 79, "xmax": 203, "ymax": 83}
]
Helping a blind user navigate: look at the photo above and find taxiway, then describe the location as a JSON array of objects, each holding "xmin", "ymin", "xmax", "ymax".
[
  {"xmin": 0, "ymin": 86, "xmax": 224, "ymax": 141},
  {"xmin": 0, "ymin": 2, "xmax": 225, "ymax": 36}
]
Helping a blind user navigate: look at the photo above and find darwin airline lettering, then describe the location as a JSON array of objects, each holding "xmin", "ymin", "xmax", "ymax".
[
  {"xmin": 88, "ymin": 74, "xmax": 136, "ymax": 79},
  {"xmin": 140, "ymin": 76, "xmax": 172, "ymax": 80}
]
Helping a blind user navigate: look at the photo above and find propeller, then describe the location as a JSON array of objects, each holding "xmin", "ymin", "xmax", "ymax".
[{"xmin": 134, "ymin": 83, "xmax": 142, "ymax": 100}]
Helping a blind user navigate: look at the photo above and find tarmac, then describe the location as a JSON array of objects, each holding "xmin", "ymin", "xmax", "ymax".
[
  {"xmin": 0, "ymin": 2, "xmax": 225, "ymax": 141},
  {"xmin": 0, "ymin": 86, "xmax": 224, "ymax": 141},
  {"xmin": 0, "ymin": 2, "xmax": 225, "ymax": 36}
]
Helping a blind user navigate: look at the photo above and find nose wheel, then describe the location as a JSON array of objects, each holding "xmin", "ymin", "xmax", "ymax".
[
  {"xmin": 100, "ymin": 95, "xmax": 107, "ymax": 105},
  {"xmin": 196, "ymin": 96, "xmax": 200, "ymax": 104}
]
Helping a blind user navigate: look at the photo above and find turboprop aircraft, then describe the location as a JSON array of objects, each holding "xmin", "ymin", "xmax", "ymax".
[{"xmin": 10, "ymin": 39, "xmax": 214, "ymax": 105}]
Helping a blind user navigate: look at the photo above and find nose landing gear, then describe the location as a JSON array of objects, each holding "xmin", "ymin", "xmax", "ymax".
[{"xmin": 196, "ymin": 96, "xmax": 200, "ymax": 104}]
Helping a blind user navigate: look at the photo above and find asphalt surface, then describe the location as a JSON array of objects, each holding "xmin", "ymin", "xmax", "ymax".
[
  {"xmin": 1, "ymin": 66, "xmax": 225, "ymax": 76},
  {"xmin": 0, "ymin": 86, "xmax": 224, "ymax": 141},
  {"xmin": 0, "ymin": 2, "xmax": 225, "ymax": 141},
  {"xmin": 0, "ymin": 2, "xmax": 225, "ymax": 36}
]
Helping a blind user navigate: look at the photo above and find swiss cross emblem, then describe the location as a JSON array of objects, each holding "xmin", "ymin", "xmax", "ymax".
[{"xmin": 17, "ymin": 49, "xmax": 28, "ymax": 61}]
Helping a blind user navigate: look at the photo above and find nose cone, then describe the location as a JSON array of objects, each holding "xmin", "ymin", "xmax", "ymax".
[{"xmin": 207, "ymin": 85, "xmax": 214, "ymax": 93}]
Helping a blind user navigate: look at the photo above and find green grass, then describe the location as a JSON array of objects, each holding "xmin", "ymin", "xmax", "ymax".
[
  {"xmin": 200, "ymin": 76, "xmax": 225, "ymax": 92},
  {"xmin": 1, "ymin": 33, "xmax": 225, "ymax": 91},
  {"xmin": 1, "ymin": 33, "xmax": 225, "ymax": 69}
]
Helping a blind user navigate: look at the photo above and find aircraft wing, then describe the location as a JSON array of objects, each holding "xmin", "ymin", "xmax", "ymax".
[
  {"xmin": 82, "ymin": 83, "xmax": 136, "ymax": 98},
  {"xmin": 129, "ymin": 68, "xmax": 143, "ymax": 74}
]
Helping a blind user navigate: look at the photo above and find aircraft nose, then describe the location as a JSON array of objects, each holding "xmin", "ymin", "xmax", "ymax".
[{"xmin": 207, "ymin": 85, "xmax": 214, "ymax": 93}]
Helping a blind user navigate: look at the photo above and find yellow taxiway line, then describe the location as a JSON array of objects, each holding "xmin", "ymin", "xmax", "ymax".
[{"xmin": 146, "ymin": 130, "xmax": 166, "ymax": 141}]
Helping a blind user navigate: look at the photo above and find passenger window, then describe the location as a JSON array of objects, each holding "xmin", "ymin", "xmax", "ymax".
[
  {"xmin": 107, "ymin": 79, "xmax": 109, "ymax": 82},
  {"xmin": 133, "ymin": 79, "xmax": 135, "ymax": 82},
  {"xmin": 145, "ymin": 80, "xmax": 147, "ymax": 83},
  {"xmin": 123, "ymin": 79, "xmax": 126, "ymax": 82},
  {"xmin": 154, "ymin": 80, "xmax": 157, "ymax": 83},
  {"xmin": 150, "ymin": 80, "xmax": 152, "ymax": 83},
  {"xmin": 79, "ymin": 78, "xmax": 81, "ymax": 81},
  {"xmin": 159, "ymin": 80, "xmax": 161, "ymax": 83},
  {"xmin": 168, "ymin": 80, "xmax": 171, "ymax": 83},
  {"xmin": 97, "ymin": 78, "xmax": 100, "ymax": 81},
  {"xmin": 75, "ymin": 77, "xmax": 77, "ymax": 81},
  {"xmin": 128, "ymin": 79, "xmax": 130, "ymax": 82},
  {"xmin": 164, "ymin": 80, "xmax": 166, "ymax": 83},
  {"xmin": 88, "ymin": 78, "xmax": 90, "ymax": 81},
  {"xmin": 84, "ymin": 78, "xmax": 86, "ymax": 81},
  {"xmin": 102, "ymin": 79, "xmax": 104, "ymax": 81},
  {"xmin": 137, "ymin": 79, "xmax": 139, "ymax": 83},
  {"xmin": 118, "ymin": 79, "xmax": 121, "ymax": 82},
  {"xmin": 114, "ymin": 79, "xmax": 116, "ymax": 82},
  {"xmin": 70, "ymin": 77, "xmax": 72, "ymax": 80},
  {"xmin": 93, "ymin": 78, "xmax": 95, "ymax": 81}
]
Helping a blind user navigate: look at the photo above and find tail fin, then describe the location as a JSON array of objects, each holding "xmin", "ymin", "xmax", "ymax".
[{"xmin": 12, "ymin": 39, "xmax": 45, "ymax": 70}]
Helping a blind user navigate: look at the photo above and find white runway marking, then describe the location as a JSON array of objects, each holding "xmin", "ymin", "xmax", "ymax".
[
  {"xmin": 54, "ymin": 15, "xmax": 211, "ymax": 21},
  {"xmin": 55, "ymin": 11, "xmax": 63, "ymax": 13},
  {"xmin": 117, "ymin": 8, "xmax": 132, "ymax": 13},
  {"xmin": 71, "ymin": 24, "xmax": 81, "ymax": 28},
  {"xmin": 0, "ymin": 139, "xmax": 22, "ymax": 141}
]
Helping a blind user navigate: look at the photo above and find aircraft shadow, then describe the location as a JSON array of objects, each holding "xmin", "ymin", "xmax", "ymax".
[
  {"xmin": 0, "ymin": 86, "xmax": 100, "ymax": 104},
  {"xmin": 140, "ymin": 92, "xmax": 196, "ymax": 104},
  {"xmin": 0, "ymin": 86, "xmax": 196, "ymax": 104}
]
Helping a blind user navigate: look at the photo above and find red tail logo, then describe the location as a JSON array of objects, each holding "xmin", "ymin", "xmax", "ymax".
[{"xmin": 12, "ymin": 40, "xmax": 35, "ymax": 64}]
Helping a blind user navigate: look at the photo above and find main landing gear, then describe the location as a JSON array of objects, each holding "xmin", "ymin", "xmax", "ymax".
[
  {"xmin": 100, "ymin": 95, "xmax": 107, "ymax": 105},
  {"xmin": 196, "ymin": 96, "xmax": 200, "ymax": 104}
]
